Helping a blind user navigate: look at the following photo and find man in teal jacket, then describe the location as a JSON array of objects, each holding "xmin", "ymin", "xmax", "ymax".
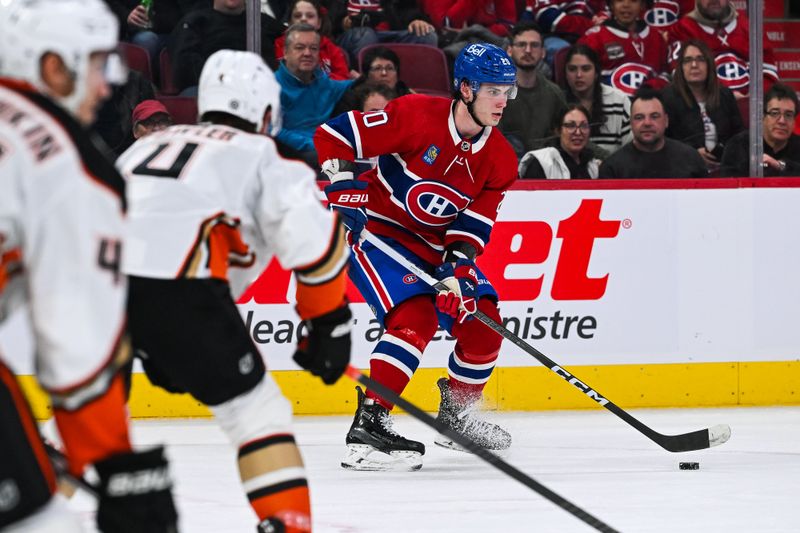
[{"xmin": 276, "ymin": 23, "xmax": 353, "ymax": 169}]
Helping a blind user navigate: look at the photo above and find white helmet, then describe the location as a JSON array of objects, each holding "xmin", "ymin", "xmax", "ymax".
[
  {"xmin": 0, "ymin": 0, "xmax": 120, "ymax": 115},
  {"xmin": 198, "ymin": 49, "xmax": 282, "ymax": 134}
]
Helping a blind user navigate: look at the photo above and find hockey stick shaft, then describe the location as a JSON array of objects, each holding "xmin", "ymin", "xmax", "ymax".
[
  {"xmin": 359, "ymin": 229, "xmax": 729, "ymax": 453},
  {"xmin": 344, "ymin": 365, "xmax": 618, "ymax": 533},
  {"xmin": 44, "ymin": 441, "xmax": 100, "ymax": 498}
]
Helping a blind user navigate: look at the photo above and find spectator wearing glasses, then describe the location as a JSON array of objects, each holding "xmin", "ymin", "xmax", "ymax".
[
  {"xmin": 662, "ymin": 39, "xmax": 743, "ymax": 173},
  {"xmin": 599, "ymin": 88, "xmax": 707, "ymax": 178},
  {"xmin": 720, "ymin": 83, "xmax": 800, "ymax": 177},
  {"xmin": 131, "ymin": 99, "xmax": 174, "ymax": 139},
  {"xmin": 332, "ymin": 46, "xmax": 412, "ymax": 115},
  {"xmin": 518, "ymin": 103, "xmax": 602, "ymax": 179},
  {"xmin": 499, "ymin": 21, "xmax": 566, "ymax": 157},
  {"xmin": 562, "ymin": 43, "xmax": 631, "ymax": 156}
]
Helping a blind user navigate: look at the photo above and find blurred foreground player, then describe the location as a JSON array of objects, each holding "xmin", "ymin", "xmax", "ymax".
[
  {"xmin": 315, "ymin": 43, "xmax": 519, "ymax": 471},
  {"xmin": 116, "ymin": 49, "xmax": 352, "ymax": 533},
  {"xmin": 0, "ymin": 0, "xmax": 178, "ymax": 531}
]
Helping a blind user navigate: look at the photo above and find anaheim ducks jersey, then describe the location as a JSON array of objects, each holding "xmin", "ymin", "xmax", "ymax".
[
  {"xmin": 579, "ymin": 20, "xmax": 670, "ymax": 96},
  {"xmin": 116, "ymin": 123, "xmax": 344, "ymax": 302},
  {"xmin": 0, "ymin": 79, "xmax": 128, "ymax": 394},
  {"xmin": 314, "ymin": 94, "xmax": 518, "ymax": 266},
  {"xmin": 667, "ymin": 13, "xmax": 780, "ymax": 93}
]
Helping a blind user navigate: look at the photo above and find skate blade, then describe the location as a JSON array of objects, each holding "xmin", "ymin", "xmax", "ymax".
[
  {"xmin": 341, "ymin": 444, "xmax": 422, "ymax": 472},
  {"xmin": 434, "ymin": 435, "xmax": 512, "ymax": 453}
]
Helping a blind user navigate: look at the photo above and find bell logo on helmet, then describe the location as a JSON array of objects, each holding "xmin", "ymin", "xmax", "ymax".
[{"xmin": 465, "ymin": 44, "xmax": 488, "ymax": 57}]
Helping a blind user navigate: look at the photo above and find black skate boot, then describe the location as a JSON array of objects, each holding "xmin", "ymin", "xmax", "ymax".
[
  {"xmin": 434, "ymin": 378, "xmax": 512, "ymax": 451},
  {"xmin": 341, "ymin": 387, "xmax": 425, "ymax": 471}
]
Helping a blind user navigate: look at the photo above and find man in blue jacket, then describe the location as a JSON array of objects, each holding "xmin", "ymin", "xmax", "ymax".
[{"xmin": 276, "ymin": 23, "xmax": 353, "ymax": 169}]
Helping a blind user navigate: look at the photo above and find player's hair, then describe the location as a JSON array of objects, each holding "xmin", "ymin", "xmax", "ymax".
[
  {"xmin": 509, "ymin": 20, "xmax": 543, "ymax": 41},
  {"xmin": 199, "ymin": 111, "xmax": 257, "ymax": 133},
  {"xmin": 764, "ymin": 83, "xmax": 799, "ymax": 115},
  {"xmin": 563, "ymin": 44, "xmax": 605, "ymax": 137},
  {"xmin": 354, "ymin": 83, "xmax": 397, "ymax": 111},
  {"xmin": 672, "ymin": 39, "xmax": 720, "ymax": 110},
  {"xmin": 631, "ymin": 86, "xmax": 666, "ymax": 113},
  {"xmin": 362, "ymin": 46, "xmax": 401, "ymax": 79},
  {"xmin": 284, "ymin": 22, "xmax": 320, "ymax": 51}
]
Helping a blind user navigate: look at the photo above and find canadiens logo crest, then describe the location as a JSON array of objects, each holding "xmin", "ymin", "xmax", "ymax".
[
  {"xmin": 714, "ymin": 53, "xmax": 749, "ymax": 90},
  {"xmin": 422, "ymin": 144, "xmax": 440, "ymax": 165},
  {"xmin": 402, "ymin": 274, "xmax": 418, "ymax": 284},
  {"xmin": 644, "ymin": 2, "xmax": 679, "ymax": 28},
  {"xmin": 404, "ymin": 181, "xmax": 471, "ymax": 227},
  {"xmin": 609, "ymin": 63, "xmax": 655, "ymax": 95}
]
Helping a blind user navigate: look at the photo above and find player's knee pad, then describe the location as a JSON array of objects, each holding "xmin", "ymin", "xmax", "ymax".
[
  {"xmin": 384, "ymin": 295, "xmax": 439, "ymax": 352},
  {"xmin": 453, "ymin": 298, "xmax": 502, "ymax": 362},
  {"xmin": 210, "ymin": 373, "xmax": 293, "ymax": 450},
  {"xmin": 2, "ymin": 495, "xmax": 82, "ymax": 533}
]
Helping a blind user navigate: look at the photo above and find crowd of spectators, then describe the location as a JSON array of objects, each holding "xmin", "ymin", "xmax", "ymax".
[{"xmin": 96, "ymin": 0, "xmax": 796, "ymax": 179}]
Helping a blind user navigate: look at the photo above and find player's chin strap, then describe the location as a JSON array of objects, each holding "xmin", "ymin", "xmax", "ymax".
[{"xmin": 461, "ymin": 92, "xmax": 490, "ymax": 130}]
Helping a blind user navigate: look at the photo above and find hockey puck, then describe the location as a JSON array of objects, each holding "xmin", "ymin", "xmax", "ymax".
[{"xmin": 679, "ymin": 462, "xmax": 700, "ymax": 470}]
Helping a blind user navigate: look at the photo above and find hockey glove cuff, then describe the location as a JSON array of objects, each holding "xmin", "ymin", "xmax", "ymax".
[
  {"xmin": 433, "ymin": 259, "xmax": 479, "ymax": 323},
  {"xmin": 293, "ymin": 305, "xmax": 353, "ymax": 385},
  {"xmin": 94, "ymin": 446, "xmax": 178, "ymax": 533},
  {"xmin": 324, "ymin": 180, "xmax": 368, "ymax": 241}
]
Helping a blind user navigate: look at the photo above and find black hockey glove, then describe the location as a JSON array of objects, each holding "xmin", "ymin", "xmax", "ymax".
[
  {"xmin": 94, "ymin": 446, "xmax": 178, "ymax": 533},
  {"xmin": 293, "ymin": 305, "xmax": 352, "ymax": 385}
]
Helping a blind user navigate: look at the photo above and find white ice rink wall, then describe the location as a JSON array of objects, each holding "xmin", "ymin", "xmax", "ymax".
[{"xmin": 4, "ymin": 178, "xmax": 799, "ymax": 418}]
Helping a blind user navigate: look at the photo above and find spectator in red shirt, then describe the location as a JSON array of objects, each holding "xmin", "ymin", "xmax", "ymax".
[
  {"xmin": 421, "ymin": 0, "xmax": 517, "ymax": 38},
  {"xmin": 275, "ymin": 0, "xmax": 352, "ymax": 80}
]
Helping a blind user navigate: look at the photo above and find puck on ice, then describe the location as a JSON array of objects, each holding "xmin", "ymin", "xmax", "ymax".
[{"xmin": 679, "ymin": 462, "xmax": 700, "ymax": 470}]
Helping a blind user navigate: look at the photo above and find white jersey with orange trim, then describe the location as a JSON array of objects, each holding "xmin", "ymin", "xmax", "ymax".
[
  {"xmin": 116, "ymin": 123, "xmax": 344, "ymax": 299},
  {"xmin": 0, "ymin": 78, "xmax": 128, "ymax": 393}
]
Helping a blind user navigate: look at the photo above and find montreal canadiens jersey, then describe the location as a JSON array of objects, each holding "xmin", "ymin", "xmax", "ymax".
[
  {"xmin": 579, "ymin": 21, "xmax": 670, "ymax": 96},
  {"xmin": 0, "ymin": 79, "xmax": 127, "ymax": 391},
  {"xmin": 668, "ymin": 14, "xmax": 779, "ymax": 93},
  {"xmin": 643, "ymin": 0, "xmax": 695, "ymax": 32},
  {"xmin": 116, "ymin": 123, "xmax": 342, "ymax": 298},
  {"xmin": 525, "ymin": 0, "xmax": 607, "ymax": 38},
  {"xmin": 314, "ymin": 94, "xmax": 518, "ymax": 266}
]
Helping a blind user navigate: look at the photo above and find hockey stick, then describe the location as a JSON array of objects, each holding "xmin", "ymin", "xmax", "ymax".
[
  {"xmin": 44, "ymin": 441, "xmax": 100, "ymax": 498},
  {"xmin": 359, "ymin": 229, "xmax": 731, "ymax": 453},
  {"xmin": 344, "ymin": 365, "xmax": 619, "ymax": 533}
]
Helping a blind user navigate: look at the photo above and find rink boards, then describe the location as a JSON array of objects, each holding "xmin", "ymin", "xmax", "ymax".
[{"xmin": 4, "ymin": 178, "xmax": 800, "ymax": 417}]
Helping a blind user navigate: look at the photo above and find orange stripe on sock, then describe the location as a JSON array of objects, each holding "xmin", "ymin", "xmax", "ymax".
[{"xmin": 250, "ymin": 484, "xmax": 311, "ymax": 532}]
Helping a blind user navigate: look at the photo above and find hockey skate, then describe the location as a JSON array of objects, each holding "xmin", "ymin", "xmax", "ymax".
[
  {"xmin": 434, "ymin": 378, "xmax": 512, "ymax": 452},
  {"xmin": 341, "ymin": 387, "xmax": 425, "ymax": 471}
]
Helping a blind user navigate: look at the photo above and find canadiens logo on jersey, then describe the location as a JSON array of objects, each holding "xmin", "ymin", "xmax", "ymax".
[
  {"xmin": 645, "ymin": 1, "xmax": 680, "ymax": 28},
  {"xmin": 404, "ymin": 181, "xmax": 471, "ymax": 227},
  {"xmin": 715, "ymin": 53, "xmax": 749, "ymax": 90},
  {"xmin": 609, "ymin": 63, "xmax": 655, "ymax": 95},
  {"xmin": 422, "ymin": 144, "xmax": 440, "ymax": 165}
]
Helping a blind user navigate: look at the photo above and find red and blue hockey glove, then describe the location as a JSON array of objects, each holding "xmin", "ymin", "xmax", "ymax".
[
  {"xmin": 433, "ymin": 259, "xmax": 479, "ymax": 323},
  {"xmin": 293, "ymin": 305, "xmax": 353, "ymax": 384},
  {"xmin": 324, "ymin": 180, "xmax": 368, "ymax": 241}
]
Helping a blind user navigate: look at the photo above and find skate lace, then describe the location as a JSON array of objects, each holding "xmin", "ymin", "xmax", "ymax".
[{"xmin": 378, "ymin": 411, "xmax": 401, "ymax": 437}]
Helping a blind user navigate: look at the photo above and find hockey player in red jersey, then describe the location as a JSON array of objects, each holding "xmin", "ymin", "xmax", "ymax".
[
  {"xmin": 578, "ymin": 0, "xmax": 670, "ymax": 96},
  {"xmin": 0, "ymin": 1, "xmax": 178, "ymax": 532},
  {"xmin": 117, "ymin": 49, "xmax": 352, "ymax": 533},
  {"xmin": 314, "ymin": 43, "xmax": 518, "ymax": 471},
  {"xmin": 667, "ymin": 0, "xmax": 780, "ymax": 95}
]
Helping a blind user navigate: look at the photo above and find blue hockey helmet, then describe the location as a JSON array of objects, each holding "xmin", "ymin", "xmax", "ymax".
[{"xmin": 453, "ymin": 43, "xmax": 517, "ymax": 96}]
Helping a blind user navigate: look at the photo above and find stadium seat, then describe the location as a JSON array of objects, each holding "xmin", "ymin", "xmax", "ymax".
[
  {"xmin": 119, "ymin": 42, "xmax": 153, "ymax": 83},
  {"xmin": 358, "ymin": 43, "xmax": 451, "ymax": 97},
  {"xmin": 737, "ymin": 97, "xmax": 749, "ymax": 130},
  {"xmin": 156, "ymin": 96, "xmax": 198, "ymax": 125},
  {"xmin": 553, "ymin": 46, "xmax": 569, "ymax": 89},
  {"xmin": 159, "ymin": 48, "xmax": 179, "ymax": 96}
]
